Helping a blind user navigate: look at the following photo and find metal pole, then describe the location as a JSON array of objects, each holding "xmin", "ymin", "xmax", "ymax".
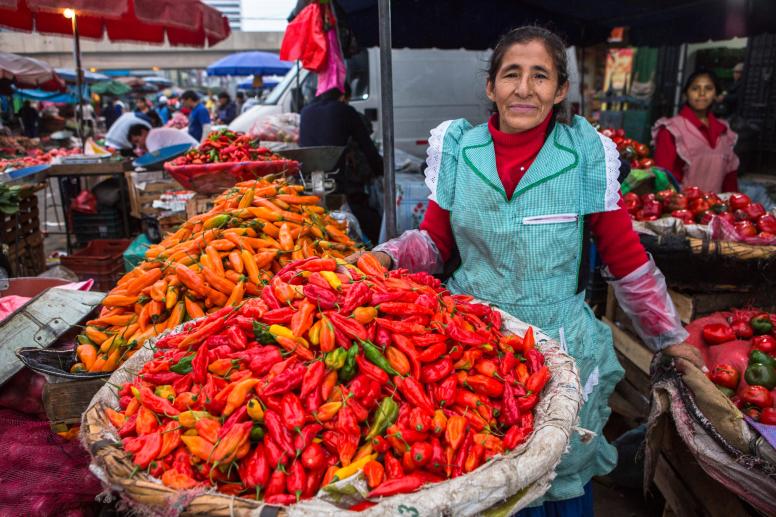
[
  {"xmin": 378, "ymin": 0, "xmax": 397, "ymax": 240},
  {"xmin": 71, "ymin": 12, "xmax": 85, "ymax": 148}
]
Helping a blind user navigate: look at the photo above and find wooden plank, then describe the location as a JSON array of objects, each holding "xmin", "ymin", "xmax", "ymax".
[
  {"xmin": 605, "ymin": 285, "xmax": 616, "ymax": 322},
  {"xmin": 654, "ymin": 454, "xmax": 701, "ymax": 516},
  {"xmin": 615, "ymin": 350, "xmax": 652, "ymax": 395},
  {"xmin": 47, "ymin": 161, "xmax": 129, "ymax": 176},
  {"xmin": 603, "ymin": 317, "xmax": 652, "ymax": 375},
  {"xmin": 614, "ymin": 377, "xmax": 650, "ymax": 418},
  {"xmin": 609, "ymin": 390, "xmax": 644, "ymax": 421},
  {"xmin": 43, "ymin": 378, "xmax": 106, "ymax": 426},
  {"xmin": 668, "ymin": 289, "xmax": 694, "ymax": 324}
]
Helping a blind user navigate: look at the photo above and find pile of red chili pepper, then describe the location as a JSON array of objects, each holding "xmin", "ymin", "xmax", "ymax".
[
  {"xmin": 104, "ymin": 255, "xmax": 549, "ymax": 507},
  {"xmin": 171, "ymin": 129, "xmax": 286, "ymax": 166}
]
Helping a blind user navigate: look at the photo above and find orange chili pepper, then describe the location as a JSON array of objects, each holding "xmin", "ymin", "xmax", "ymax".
[
  {"xmin": 241, "ymin": 249, "xmax": 260, "ymax": 285},
  {"xmin": 278, "ymin": 223, "xmax": 294, "ymax": 251},
  {"xmin": 184, "ymin": 296, "xmax": 205, "ymax": 320},
  {"xmin": 76, "ymin": 344, "xmax": 97, "ymax": 370},
  {"xmin": 205, "ymin": 245, "xmax": 224, "ymax": 276},
  {"xmin": 225, "ymin": 278, "xmax": 245, "ymax": 307},
  {"xmin": 227, "ymin": 251, "xmax": 244, "ymax": 274},
  {"xmin": 385, "ymin": 346, "xmax": 411, "ymax": 376}
]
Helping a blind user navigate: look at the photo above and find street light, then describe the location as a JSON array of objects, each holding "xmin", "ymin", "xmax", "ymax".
[{"xmin": 63, "ymin": 7, "xmax": 84, "ymax": 148}]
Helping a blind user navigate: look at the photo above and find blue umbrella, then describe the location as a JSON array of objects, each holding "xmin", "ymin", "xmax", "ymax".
[
  {"xmin": 237, "ymin": 76, "xmax": 280, "ymax": 90},
  {"xmin": 207, "ymin": 52, "xmax": 292, "ymax": 77},
  {"xmin": 13, "ymin": 87, "xmax": 80, "ymax": 104},
  {"xmin": 55, "ymin": 68, "xmax": 109, "ymax": 84}
]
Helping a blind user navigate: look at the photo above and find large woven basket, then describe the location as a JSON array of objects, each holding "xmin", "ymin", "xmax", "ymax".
[{"xmin": 81, "ymin": 308, "xmax": 582, "ymax": 517}]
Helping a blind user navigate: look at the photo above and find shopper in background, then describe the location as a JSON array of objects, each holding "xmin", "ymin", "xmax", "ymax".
[
  {"xmin": 216, "ymin": 92, "xmax": 237, "ymax": 125},
  {"xmin": 18, "ymin": 100, "xmax": 39, "ymax": 138},
  {"xmin": 299, "ymin": 82, "xmax": 384, "ymax": 244},
  {"xmin": 717, "ymin": 62, "xmax": 744, "ymax": 118},
  {"xmin": 157, "ymin": 96, "xmax": 171, "ymax": 125},
  {"xmin": 653, "ymin": 69, "xmax": 739, "ymax": 193},
  {"xmin": 104, "ymin": 97, "xmax": 123, "ymax": 130},
  {"xmin": 127, "ymin": 123, "xmax": 197, "ymax": 154},
  {"xmin": 134, "ymin": 97, "xmax": 162, "ymax": 127},
  {"xmin": 352, "ymin": 26, "xmax": 699, "ymax": 516},
  {"xmin": 181, "ymin": 90, "xmax": 211, "ymax": 142},
  {"xmin": 104, "ymin": 112, "xmax": 150, "ymax": 154},
  {"xmin": 235, "ymin": 91, "xmax": 246, "ymax": 114}
]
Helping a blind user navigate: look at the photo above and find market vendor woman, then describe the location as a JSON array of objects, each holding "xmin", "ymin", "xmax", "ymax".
[
  {"xmin": 352, "ymin": 26, "xmax": 703, "ymax": 515},
  {"xmin": 653, "ymin": 70, "xmax": 740, "ymax": 193}
]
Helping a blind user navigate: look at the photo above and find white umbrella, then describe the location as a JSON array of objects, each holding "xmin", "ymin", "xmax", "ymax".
[{"xmin": 0, "ymin": 52, "xmax": 64, "ymax": 91}]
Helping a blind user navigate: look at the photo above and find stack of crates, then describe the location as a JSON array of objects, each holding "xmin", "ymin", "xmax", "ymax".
[{"xmin": 60, "ymin": 239, "xmax": 131, "ymax": 291}]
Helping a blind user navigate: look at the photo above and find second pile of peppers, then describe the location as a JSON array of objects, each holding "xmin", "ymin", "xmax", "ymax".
[{"xmin": 105, "ymin": 255, "xmax": 550, "ymax": 507}]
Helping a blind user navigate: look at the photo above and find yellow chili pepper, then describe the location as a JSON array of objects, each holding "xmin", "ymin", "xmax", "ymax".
[
  {"xmin": 177, "ymin": 410, "xmax": 210, "ymax": 428},
  {"xmin": 332, "ymin": 453, "xmax": 377, "ymax": 482},
  {"xmin": 154, "ymin": 385, "xmax": 176, "ymax": 401},
  {"xmin": 308, "ymin": 320, "xmax": 322, "ymax": 346},
  {"xmin": 320, "ymin": 271, "xmax": 342, "ymax": 290},
  {"xmin": 246, "ymin": 398, "xmax": 264, "ymax": 422},
  {"xmin": 268, "ymin": 324, "xmax": 295, "ymax": 339}
]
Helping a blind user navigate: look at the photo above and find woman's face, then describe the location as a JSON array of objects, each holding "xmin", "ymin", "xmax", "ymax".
[
  {"xmin": 686, "ymin": 75, "xmax": 716, "ymax": 113},
  {"xmin": 486, "ymin": 40, "xmax": 569, "ymax": 134}
]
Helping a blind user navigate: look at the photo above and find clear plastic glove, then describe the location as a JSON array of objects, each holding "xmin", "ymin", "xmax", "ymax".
[
  {"xmin": 604, "ymin": 256, "xmax": 688, "ymax": 352},
  {"xmin": 372, "ymin": 229, "xmax": 444, "ymax": 274}
]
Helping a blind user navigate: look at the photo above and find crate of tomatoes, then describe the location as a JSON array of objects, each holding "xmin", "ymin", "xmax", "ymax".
[
  {"xmin": 81, "ymin": 256, "xmax": 582, "ymax": 516},
  {"xmin": 164, "ymin": 129, "xmax": 300, "ymax": 194}
]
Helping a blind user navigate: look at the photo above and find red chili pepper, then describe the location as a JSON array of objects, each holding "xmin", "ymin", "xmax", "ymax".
[
  {"xmin": 434, "ymin": 375, "xmax": 458, "ymax": 408},
  {"xmin": 132, "ymin": 431, "xmax": 162, "ymax": 468},
  {"xmin": 287, "ymin": 459, "xmax": 306, "ymax": 501},
  {"xmin": 429, "ymin": 437, "xmax": 446, "ymax": 475},
  {"xmin": 261, "ymin": 284, "xmax": 282, "ymax": 310},
  {"xmin": 223, "ymin": 326, "xmax": 247, "ymax": 350},
  {"xmin": 139, "ymin": 371, "xmax": 182, "ymax": 386},
  {"xmin": 265, "ymin": 467, "xmax": 288, "ymax": 497},
  {"xmin": 378, "ymin": 302, "xmax": 434, "ymax": 317},
  {"xmin": 409, "ymin": 407, "xmax": 432, "ymax": 433},
  {"xmin": 376, "ymin": 317, "xmax": 427, "ymax": 335},
  {"xmin": 336, "ymin": 405, "xmax": 360, "ymax": 435},
  {"xmin": 395, "ymin": 375, "xmax": 435, "ymax": 414},
  {"xmin": 301, "ymin": 442, "xmax": 327, "ymax": 471},
  {"xmin": 262, "ymin": 362, "xmax": 306, "ymax": 396},
  {"xmin": 248, "ymin": 347, "xmax": 283, "ymax": 377},
  {"xmin": 265, "ymin": 409, "xmax": 295, "ymax": 457},
  {"xmin": 341, "ymin": 281, "xmax": 371, "ymax": 314},
  {"xmin": 391, "ymin": 334, "xmax": 422, "ymax": 379},
  {"xmin": 501, "ymin": 381, "xmax": 521, "ymax": 426},
  {"xmin": 526, "ymin": 366, "xmax": 550, "ymax": 394},
  {"xmin": 300, "ymin": 257, "xmax": 337, "ymax": 272},
  {"xmin": 368, "ymin": 471, "xmax": 443, "ymax": 498},
  {"xmin": 294, "ymin": 423, "xmax": 323, "ymax": 455},
  {"xmin": 420, "ymin": 356, "xmax": 454, "ymax": 384},
  {"xmin": 302, "ymin": 284, "xmax": 338, "ymax": 310},
  {"xmin": 133, "ymin": 386, "xmax": 180, "ymax": 416},
  {"xmin": 417, "ymin": 341, "xmax": 448, "ymax": 363},
  {"xmin": 261, "ymin": 307, "xmax": 296, "ymax": 325},
  {"xmin": 300, "ymin": 361, "xmax": 326, "ymax": 399},
  {"xmin": 328, "ymin": 312, "xmax": 368, "ymax": 342},
  {"xmin": 238, "ymin": 443, "xmax": 270, "ymax": 488},
  {"xmin": 411, "ymin": 441, "xmax": 433, "ymax": 466},
  {"xmin": 466, "ymin": 374, "xmax": 504, "ymax": 398},
  {"xmin": 192, "ymin": 343, "xmax": 209, "ymax": 384},
  {"xmin": 355, "ymin": 354, "xmax": 390, "ymax": 385},
  {"xmin": 383, "ymin": 452, "xmax": 404, "ymax": 480},
  {"xmin": 451, "ymin": 430, "xmax": 473, "ymax": 477},
  {"xmin": 264, "ymin": 437, "xmax": 290, "ymax": 469},
  {"xmin": 524, "ymin": 349, "xmax": 545, "ymax": 374},
  {"xmin": 445, "ymin": 320, "xmax": 486, "ymax": 345},
  {"xmin": 281, "ymin": 393, "xmax": 306, "ymax": 431}
]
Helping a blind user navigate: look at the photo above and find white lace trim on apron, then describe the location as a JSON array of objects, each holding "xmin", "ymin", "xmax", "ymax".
[
  {"xmin": 424, "ymin": 119, "xmax": 455, "ymax": 203},
  {"xmin": 598, "ymin": 133, "xmax": 622, "ymax": 212}
]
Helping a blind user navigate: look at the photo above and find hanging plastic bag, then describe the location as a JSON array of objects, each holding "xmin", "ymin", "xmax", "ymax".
[
  {"xmin": 70, "ymin": 190, "xmax": 97, "ymax": 214},
  {"xmin": 279, "ymin": 2, "xmax": 328, "ymax": 72},
  {"xmin": 316, "ymin": 28, "xmax": 347, "ymax": 96}
]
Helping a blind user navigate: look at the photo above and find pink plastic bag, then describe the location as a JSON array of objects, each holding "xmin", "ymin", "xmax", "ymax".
[
  {"xmin": 316, "ymin": 29, "xmax": 346, "ymax": 96},
  {"xmin": 710, "ymin": 215, "xmax": 776, "ymax": 246}
]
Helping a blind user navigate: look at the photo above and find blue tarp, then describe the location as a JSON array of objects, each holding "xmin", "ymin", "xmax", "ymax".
[
  {"xmin": 55, "ymin": 68, "xmax": 109, "ymax": 84},
  {"xmin": 13, "ymin": 88, "xmax": 79, "ymax": 104},
  {"xmin": 237, "ymin": 77, "xmax": 279, "ymax": 90},
  {"xmin": 207, "ymin": 52, "xmax": 292, "ymax": 77}
]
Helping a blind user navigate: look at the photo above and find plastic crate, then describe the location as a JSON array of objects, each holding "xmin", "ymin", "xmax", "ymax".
[
  {"xmin": 72, "ymin": 208, "xmax": 124, "ymax": 245},
  {"xmin": 60, "ymin": 239, "xmax": 131, "ymax": 291}
]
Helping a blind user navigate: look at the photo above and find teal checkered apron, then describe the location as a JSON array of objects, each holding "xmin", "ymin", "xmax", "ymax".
[{"xmin": 434, "ymin": 117, "xmax": 625, "ymax": 503}]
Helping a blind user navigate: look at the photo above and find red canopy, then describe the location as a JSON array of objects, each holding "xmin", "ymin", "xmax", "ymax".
[{"xmin": 0, "ymin": 0, "xmax": 231, "ymax": 47}]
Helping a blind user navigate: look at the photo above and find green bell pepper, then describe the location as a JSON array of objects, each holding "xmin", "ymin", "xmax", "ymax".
[
  {"xmin": 744, "ymin": 363, "xmax": 776, "ymax": 390},
  {"xmin": 750, "ymin": 314, "xmax": 774, "ymax": 336},
  {"xmin": 749, "ymin": 350, "xmax": 776, "ymax": 368}
]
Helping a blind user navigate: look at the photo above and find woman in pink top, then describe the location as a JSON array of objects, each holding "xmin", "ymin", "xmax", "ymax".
[{"xmin": 653, "ymin": 69, "xmax": 740, "ymax": 193}]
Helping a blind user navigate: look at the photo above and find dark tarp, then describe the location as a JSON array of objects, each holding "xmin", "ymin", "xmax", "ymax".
[{"xmin": 337, "ymin": 0, "xmax": 776, "ymax": 49}]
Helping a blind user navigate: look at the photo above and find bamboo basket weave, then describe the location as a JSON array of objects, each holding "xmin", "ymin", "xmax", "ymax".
[{"xmin": 81, "ymin": 309, "xmax": 582, "ymax": 517}]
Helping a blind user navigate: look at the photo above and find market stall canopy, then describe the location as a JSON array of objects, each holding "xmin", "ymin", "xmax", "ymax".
[
  {"xmin": 143, "ymin": 76, "xmax": 173, "ymax": 88},
  {"xmin": 91, "ymin": 79, "xmax": 132, "ymax": 96},
  {"xmin": 335, "ymin": 0, "xmax": 776, "ymax": 48},
  {"xmin": 0, "ymin": 51, "xmax": 65, "ymax": 93},
  {"xmin": 55, "ymin": 68, "xmax": 109, "ymax": 83},
  {"xmin": 0, "ymin": 0, "xmax": 231, "ymax": 47},
  {"xmin": 206, "ymin": 51, "xmax": 293, "ymax": 76}
]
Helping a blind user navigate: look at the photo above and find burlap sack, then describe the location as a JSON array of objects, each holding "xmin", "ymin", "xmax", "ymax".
[{"xmin": 82, "ymin": 308, "xmax": 583, "ymax": 516}]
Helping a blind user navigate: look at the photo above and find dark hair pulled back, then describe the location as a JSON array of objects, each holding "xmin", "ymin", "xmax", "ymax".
[
  {"xmin": 682, "ymin": 68, "xmax": 720, "ymax": 94},
  {"xmin": 487, "ymin": 26, "xmax": 571, "ymax": 124}
]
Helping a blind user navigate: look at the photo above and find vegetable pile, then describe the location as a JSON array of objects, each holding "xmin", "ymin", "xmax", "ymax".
[
  {"xmin": 625, "ymin": 187, "xmax": 775, "ymax": 237},
  {"xmin": 698, "ymin": 309, "xmax": 776, "ymax": 424},
  {"xmin": 74, "ymin": 177, "xmax": 358, "ymax": 374},
  {"xmin": 170, "ymin": 129, "xmax": 286, "ymax": 166},
  {"xmin": 599, "ymin": 127, "xmax": 653, "ymax": 170},
  {"xmin": 0, "ymin": 147, "xmax": 79, "ymax": 172},
  {"xmin": 103, "ymin": 256, "xmax": 548, "ymax": 505}
]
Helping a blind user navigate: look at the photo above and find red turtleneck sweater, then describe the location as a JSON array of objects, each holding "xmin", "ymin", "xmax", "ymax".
[{"xmin": 419, "ymin": 113, "xmax": 647, "ymax": 278}]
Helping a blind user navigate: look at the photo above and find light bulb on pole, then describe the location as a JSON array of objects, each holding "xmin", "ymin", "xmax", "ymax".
[{"xmin": 63, "ymin": 8, "xmax": 75, "ymax": 19}]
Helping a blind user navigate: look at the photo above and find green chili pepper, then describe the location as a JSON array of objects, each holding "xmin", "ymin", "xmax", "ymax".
[
  {"xmin": 365, "ymin": 397, "xmax": 398, "ymax": 441},
  {"xmin": 250, "ymin": 424, "xmax": 265, "ymax": 442},
  {"xmin": 325, "ymin": 347, "xmax": 347, "ymax": 370},
  {"xmin": 361, "ymin": 340, "xmax": 400, "ymax": 376},
  {"xmin": 170, "ymin": 354, "xmax": 195, "ymax": 374},
  {"xmin": 339, "ymin": 344, "xmax": 359, "ymax": 382},
  {"xmin": 253, "ymin": 321, "xmax": 276, "ymax": 344}
]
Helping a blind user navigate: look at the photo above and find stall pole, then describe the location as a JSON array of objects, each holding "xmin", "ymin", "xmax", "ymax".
[
  {"xmin": 66, "ymin": 9, "xmax": 85, "ymax": 148},
  {"xmin": 378, "ymin": 0, "xmax": 397, "ymax": 240}
]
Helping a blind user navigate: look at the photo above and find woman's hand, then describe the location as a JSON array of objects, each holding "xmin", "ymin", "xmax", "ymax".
[
  {"xmin": 344, "ymin": 250, "xmax": 392, "ymax": 269},
  {"xmin": 663, "ymin": 343, "xmax": 707, "ymax": 372}
]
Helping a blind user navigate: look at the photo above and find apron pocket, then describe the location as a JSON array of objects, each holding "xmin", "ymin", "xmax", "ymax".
[{"xmin": 522, "ymin": 213, "xmax": 578, "ymax": 225}]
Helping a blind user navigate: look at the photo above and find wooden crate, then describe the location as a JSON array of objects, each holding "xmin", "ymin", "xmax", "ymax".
[
  {"xmin": 186, "ymin": 193, "xmax": 218, "ymax": 220},
  {"xmin": 0, "ymin": 185, "xmax": 46, "ymax": 276},
  {"xmin": 125, "ymin": 170, "xmax": 183, "ymax": 219},
  {"xmin": 43, "ymin": 378, "xmax": 106, "ymax": 427}
]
